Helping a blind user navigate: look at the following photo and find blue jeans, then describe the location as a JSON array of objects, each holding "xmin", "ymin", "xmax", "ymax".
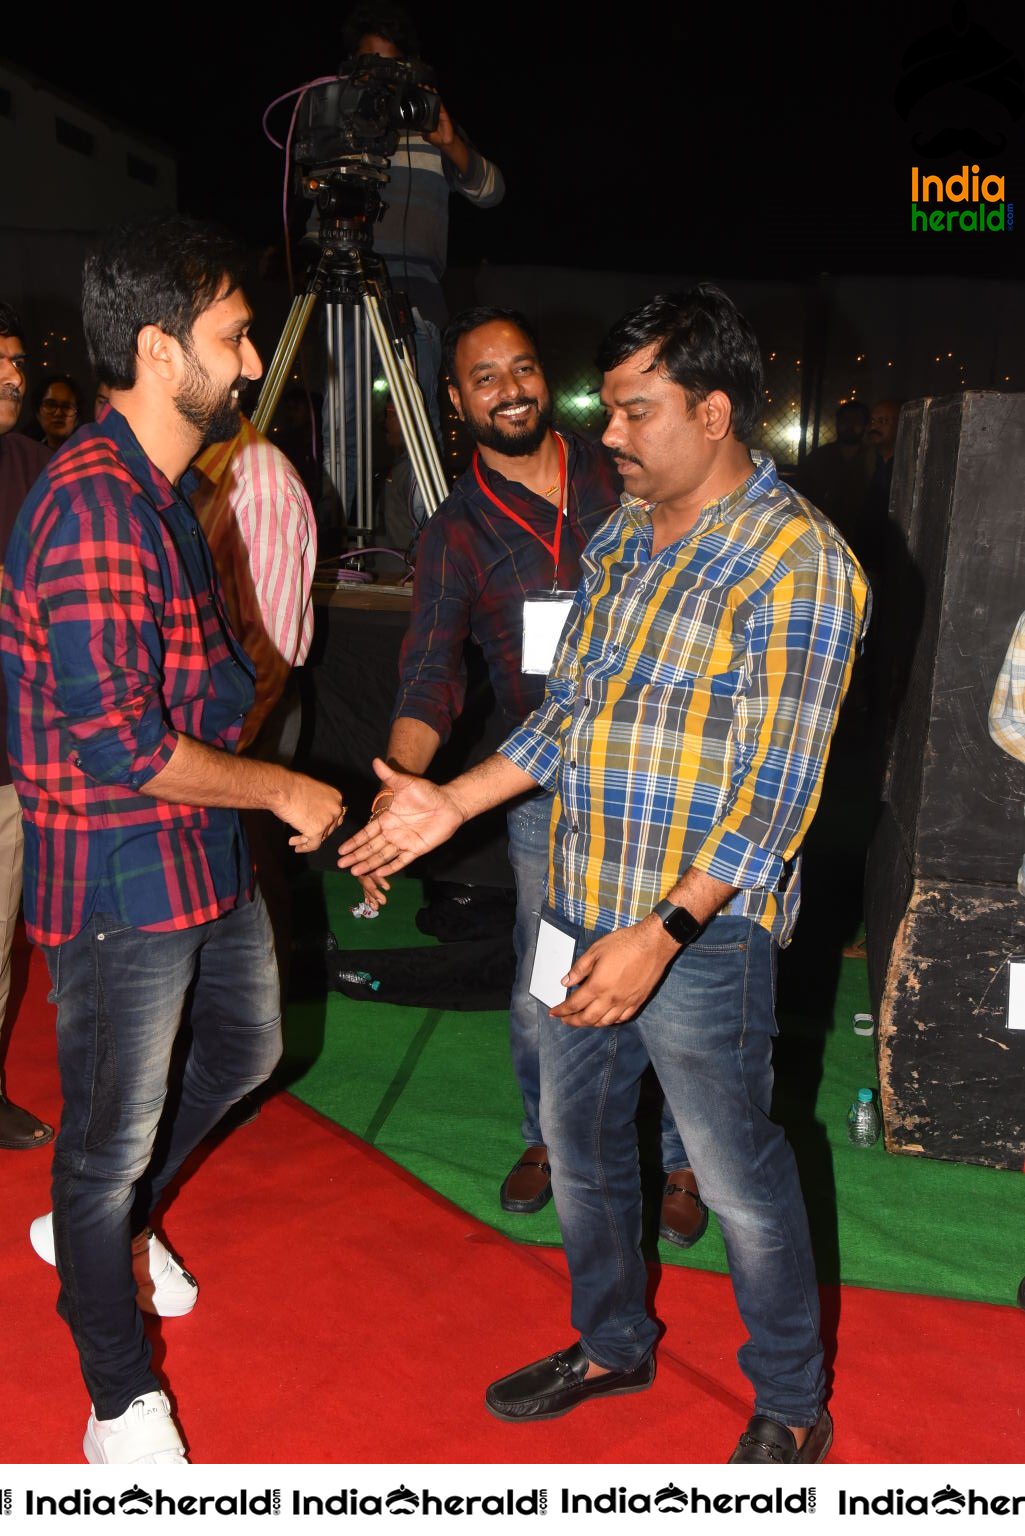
[
  {"xmin": 538, "ymin": 913, "xmax": 824, "ymax": 1427},
  {"xmin": 507, "ymin": 795, "xmax": 686, "ymax": 1169},
  {"xmin": 44, "ymin": 894, "xmax": 282, "ymax": 1421}
]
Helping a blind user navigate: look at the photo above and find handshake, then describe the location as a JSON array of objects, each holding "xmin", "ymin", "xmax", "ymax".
[
  {"xmin": 336, "ymin": 757, "xmax": 469, "ymax": 906},
  {"xmin": 336, "ymin": 753, "xmax": 693, "ymax": 1030}
]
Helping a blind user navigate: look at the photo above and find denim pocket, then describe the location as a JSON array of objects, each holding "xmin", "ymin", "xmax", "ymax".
[{"xmin": 94, "ymin": 923, "xmax": 135, "ymax": 942}]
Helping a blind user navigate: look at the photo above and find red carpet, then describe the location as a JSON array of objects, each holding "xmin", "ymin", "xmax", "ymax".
[{"xmin": 1, "ymin": 938, "xmax": 1022, "ymax": 1465}]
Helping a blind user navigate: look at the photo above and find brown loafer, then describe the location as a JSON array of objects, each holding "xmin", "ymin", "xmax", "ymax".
[
  {"xmin": 499, "ymin": 1146, "xmax": 552, "ymax": 1214},
  {"xmin": 659, "ymin": 1167, "xmax": 709, "ymax": 1248}
]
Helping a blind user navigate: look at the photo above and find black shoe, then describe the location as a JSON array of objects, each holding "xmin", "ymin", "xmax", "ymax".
[
  {"xmin": 0, "ymin": 1095, "xmax": 54, "ymax": 1150},
  {"xmin": 728, "ymin": 1408, "xmax": 833, "ymax": 1464},
  {"xmin": 1017, "ymin": 1276, "xmax": 1025, "ymax": 1311},
  {"xmin": 485, "ymin": 1343, "xmax": 654, "ymax": 1423}
]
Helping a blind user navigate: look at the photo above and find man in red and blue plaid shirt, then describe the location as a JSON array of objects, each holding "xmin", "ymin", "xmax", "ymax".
[{"xmin": 0, "ymin": 218, "xmax": 344, "ymax": 1466}]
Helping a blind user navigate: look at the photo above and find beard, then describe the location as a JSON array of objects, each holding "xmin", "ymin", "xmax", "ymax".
[
  {"xmin": 464, "ymin": 394, "xmax": 554, "ymax": 457},
  {"xmin": 174, "ymin": 355, "xmax": 241, "ymax": 448}
]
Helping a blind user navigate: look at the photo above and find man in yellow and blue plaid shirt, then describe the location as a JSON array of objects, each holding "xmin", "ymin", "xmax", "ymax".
[
  {"xmin": 339, "ymin": 284, "xmax": 869, "ymax": 1463},
  {"xmin": 989, "ymin": 611, "xmax": 1025, "ymax": 890}
]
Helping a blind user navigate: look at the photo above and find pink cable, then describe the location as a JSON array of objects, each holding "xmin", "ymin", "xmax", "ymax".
[
  {"xmin": 261, "ymin": 76, "xmax": 339, "ymax": 456},
  {"xmin": 261, "ymin": 76, "xmax": 338, "ymax": 294}
]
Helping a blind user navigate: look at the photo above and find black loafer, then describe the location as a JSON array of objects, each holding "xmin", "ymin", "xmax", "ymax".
[
  {"xmin": 728, "ymin": 1408, "xmax": 833, "ymax": 1464},
  {"xmin": 486, "ymin": 1342, "xmax": 654, "ymax": 1422}
]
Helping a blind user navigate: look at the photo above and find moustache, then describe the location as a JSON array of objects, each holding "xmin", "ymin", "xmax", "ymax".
[
  {"xmin": 614, "ymin": 451, "xmax": 643, "ymax": 466},
  {"xmin": 0, "ymin": 386, "xmax": 22, "ymax": 403}
]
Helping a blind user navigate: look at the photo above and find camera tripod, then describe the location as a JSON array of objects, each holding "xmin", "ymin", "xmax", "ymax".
[{"xmin": 252, "ymin": 231, "xmax": 448, "ymax": 535}]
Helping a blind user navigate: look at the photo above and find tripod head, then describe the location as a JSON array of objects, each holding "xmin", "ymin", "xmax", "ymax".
[{"xmin": 301, "ymin": 157, "xmax": 389, "ymax": 288}]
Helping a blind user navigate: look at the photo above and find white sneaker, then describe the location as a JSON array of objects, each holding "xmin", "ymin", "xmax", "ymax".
[
  {"xmin": 84, "ymin": 1390, "xmax": 188, "ymax": 1464},
  {"xmin": 29, "ymin": 1213, "xmax": 199, "ymax": 1317}
]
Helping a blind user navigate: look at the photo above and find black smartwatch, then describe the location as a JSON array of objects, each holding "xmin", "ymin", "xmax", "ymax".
[{"xmin": 652, "ymin": 898, "xmax": 703, "ymax": 949}]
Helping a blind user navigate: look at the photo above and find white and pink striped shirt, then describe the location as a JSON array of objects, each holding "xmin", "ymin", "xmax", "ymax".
[{"xmin": 193, "ymin": 417, "xmax": 316, "ymax": 748}]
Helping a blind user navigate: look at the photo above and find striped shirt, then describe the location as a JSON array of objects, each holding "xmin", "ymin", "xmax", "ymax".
[
  {"xmin": 500, "ymin": 454, "xmax": 869, "ymax": 946},
  {"xmin": 374, "ymin": 130, "xmax": 504, "ymax": 329},
  {"xmin": 193, "ymin": 418, "xmax": 316, "ymax": 748},
  {"xmin": 0, "ymin": 407, "xmax": 254, "ymax": 946}
]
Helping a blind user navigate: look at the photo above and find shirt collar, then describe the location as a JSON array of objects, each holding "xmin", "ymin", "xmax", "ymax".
[
  {"xmin": 91, "ymin": 404, "xmax": 180, "ymax": 513},
  {"xmin": 473, "ymin": 429, "xmax": 577, "ymax": 511},
  {"xmin": 619, "ymin": 450, "xmax": 779, "ymax": 542}
]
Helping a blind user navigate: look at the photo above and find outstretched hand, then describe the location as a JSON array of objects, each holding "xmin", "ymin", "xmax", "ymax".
[{"xmin": 337, "ymin": 758, "xmax": 465, "ymax": 879}]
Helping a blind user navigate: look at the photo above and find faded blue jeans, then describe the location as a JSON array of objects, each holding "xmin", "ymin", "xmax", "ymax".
[
  {"xmin": 507, "ymin": 793, "xmax": 686, "ymax": 1170},
  {"xmin": 43, "ymin": 893, "xmax": 282, "ymax": 1420},
  {"xmin": 538, "ymin": 912, "xmax": 824, "ymax": 1427}
]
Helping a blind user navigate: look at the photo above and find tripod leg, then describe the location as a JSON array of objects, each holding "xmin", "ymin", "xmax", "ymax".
[
  {"xmin": 351, "ymin": 307, "xmax": 371, "ymax": 537},
  {"xmin": 362, "ymin": 306, "xmax": 375, "ymax": 534},
  {"xmin": 251, "ymin": 291, "xmax": 319, "ymax": 435},
  {"xmin": 363, "ymin": 295, "xmax": 448, "ymax": 516},
  {"xmin": 324, "ymin": 303, "xmax": 348, "ymax": 524},
  {"xmin": 394, "ymin": 337, "xmax": 448, "ymax": 506}
]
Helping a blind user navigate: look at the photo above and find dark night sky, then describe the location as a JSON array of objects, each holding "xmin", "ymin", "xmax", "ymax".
[{"xmin": 5, "ymin": 0, "xmax": 1025, "ymax": 281}]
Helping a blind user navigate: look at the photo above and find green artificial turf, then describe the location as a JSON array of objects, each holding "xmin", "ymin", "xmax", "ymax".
[{"xmin": 284, "ymin": 871, "xmax": 1022, "ymax": 1308}]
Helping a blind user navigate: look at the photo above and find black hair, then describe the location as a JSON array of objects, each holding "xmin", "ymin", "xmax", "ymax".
[
  {"xmin": 341, "ymin": 1, "xmax": 420, "ymax": 58},
  {"xmin": 836, "ymin": 399, "xmax": 869, "ymax": 422},
  {"xmin": 0, "ymin": 301, "xmax": 24, "ymax": 341},
  {"xmin": 32, "ymin": 372, "xmax": 82, "ymax": 415},
  {"xmin": 441, "ymin": 306, "xmax": 540, "ymax": 382},
  {"xmin": 82, "ymin": 216, "xmax": 247, "ymax": 391},
  {"xmin": 595, "ymin": 284, "xmax": 764, "ymax": 442}
]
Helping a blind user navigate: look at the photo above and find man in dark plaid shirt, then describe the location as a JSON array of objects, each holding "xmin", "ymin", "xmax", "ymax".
[
  {"xmin": 0, "ymin": 218, "xmax": 344, "ymax": 1465},
  {"xmin": 359, "ymin": 307, "xmax": 696, "ymax": 1233}
]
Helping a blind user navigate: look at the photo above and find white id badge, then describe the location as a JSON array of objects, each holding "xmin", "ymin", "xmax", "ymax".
[
  {"xmin": 529, "ymin": 916, "xmax": 577, "ymax": 1008},
  {"xmin": 521, "ymin": 590, "xmax": 575, "ymax": 675}
]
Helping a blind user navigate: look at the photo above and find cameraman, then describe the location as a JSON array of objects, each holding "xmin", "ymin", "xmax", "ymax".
[{"xmin": 321, "ymin": 2, "xmax": 505, "ymax": 520}]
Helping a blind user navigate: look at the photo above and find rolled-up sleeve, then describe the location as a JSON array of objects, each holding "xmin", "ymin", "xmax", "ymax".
[
  {"xmin": 40, "ymin": 501, "xmax": 177, "ymax": 789},
  {"xmin": 393, "ymin": 517, "xmax": 472, "ymax": 741},
  {"xmin": 447, "ymin": 136, "xmax": 505, "ymax": 208},
  {"xmin": 689, "ymin": 546, "xmax": 868, "ymax": 889}
]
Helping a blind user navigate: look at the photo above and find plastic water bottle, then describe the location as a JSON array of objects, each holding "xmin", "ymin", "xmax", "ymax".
[{"xmin": 847, "ymin": 1088, "xmax": 880, "ymax": 1148}]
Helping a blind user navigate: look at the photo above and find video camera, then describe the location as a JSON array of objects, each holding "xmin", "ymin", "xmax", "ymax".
[{"xmin": 294, "ymin": 53, "xmax": 441, "ymax": 178}]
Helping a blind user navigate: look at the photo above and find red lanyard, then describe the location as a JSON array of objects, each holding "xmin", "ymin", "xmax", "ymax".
[{"xmin": 472, "ymin": 431, "xmax": 567, "ymax": 582}]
